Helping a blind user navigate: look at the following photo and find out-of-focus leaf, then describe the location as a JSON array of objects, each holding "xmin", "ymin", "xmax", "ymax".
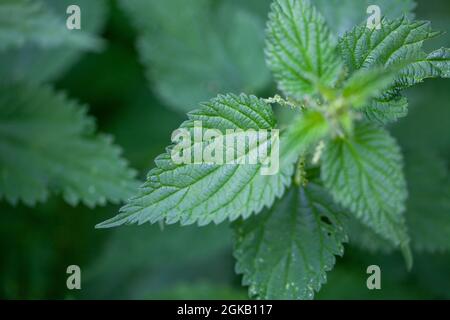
[
  {"xmin": 312, "ymin": 0, "xmax": 416, "ymax": 36},
  {"xmin": 404, "ymin": 151, "xmax": 450, "ymax": 251},
  {"xmin": 56, "ymin": 42, "xmax": 144, "ymax": 110},
  {"xmin": 416, "ymin": 0, "xmax": 450, "ymax": 46},
  {"xmin": 104, "ymin": 89, "xmax": 184, "ymax": 172},
  {"xmin": 0, "ymin": 84, "xmax": 138, "ymax": 207},
  {"xmin": 119, "ymin": 0, "xmax": 270, "ymax": 112},
  {"xmin": 229, "ymin": 0, "xmax": 272, "ymax": 19},
  {"xmin": 0, "ymin": 0, "xmax": 107, "ymax": 85},
  {"xmin": 392, "ymin": 79, "xmax": 450, "ymax": 252},
  {"xmin": 0, "ymin": 0, "xmax": 100, "ymax": 51},
  {"xmin": 393, "ymin": 80, "xmax": 450, "ymax": 155}
]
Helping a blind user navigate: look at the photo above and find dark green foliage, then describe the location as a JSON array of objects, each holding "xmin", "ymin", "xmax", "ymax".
[{"xmin": 1, "ymin": 0, "xmax": 450, "ymax": 300}]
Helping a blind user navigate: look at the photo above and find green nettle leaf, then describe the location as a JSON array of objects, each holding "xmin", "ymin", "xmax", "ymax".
[
  {"xmin": 321, "ymin": 122, "xmax": 410, "ymax": 251},
  {"xmin": 98, "ymin": 94, "xmax": 325, "ymax": 228},
  {"xmin": 425, "ymin": 48, "xmax": 450, "ymax": 78},
  {"xmin": 339, "ymin": 18, "xmax": 447, "ymax": 81},
  {"xmin": 0, "ymin": 0, "xmax": 107, "ymax": 85},
  {"xmin": 363, "ymin": 96, "xmax": 409, "ymax": 124},
  {"xmin": 265, "ymin": 0, "xmax": 342, "ymax": 99},
  {"xmin": 339, "ymin": 17, "xmax": 450, "ymax": 123},
  {"xmin": 0, "ymin": 0, "xmax": 101, "ymax": 51},
  {"xmin": 229, "ymin": 0, "xmax": 272, "ymax": 20},
  {"xmin": 120, "ymin": 0, "xmax": 270, "ymax": 112},
  {"xmin": 404, "ymin": 151, "xmax": 450, "ymax": 252},
  {"xmin": 0, "ymin": 85, "xmax": 138, "ymax": 207},
  {"xmin": 233, "ymin": 182, "xmax": 348, "ymax": 300}
]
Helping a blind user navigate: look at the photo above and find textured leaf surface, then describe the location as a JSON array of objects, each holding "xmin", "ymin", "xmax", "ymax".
[
  {"xmin": 342, "ymin": 67, "xmax": 398, "ymax": 109},
  {"xmin": 321, "ymin": 122, "xmax": 409, "ymax": 247},
  {"xmin": 0, "ymin": 85, "xmax": 138, "ymax": 207},
  {"xmin": 339, "ymin": 18, "xmax": 444, "ymax": 75},
  {"xmin": 363, "ymin": 96, "xmax": 409, "ymax": 124},
  {"xmin": 0, "ymin": 0, "xmax": 100, "ymax": 51},
  {"xmin": 120, "ymin": 0, "xmax": 270, "ymax": 112},
  {"xmin": 233, "ymin": 183, "xmax": 348, "ymax": 300},
  {"xmin": 266, "ymin": 0, "xmax": 342, "ymax": 99},
  {"xmin": 98, "ymin": 94, "xmax": 299, "ymax": 228},
  {"xmin": 0, "ymin": 0, "xmax": 107, "ymax": 84},
  {"xmin": 339, "ymin": 17, "xmax": 450, "ymax": 123}
]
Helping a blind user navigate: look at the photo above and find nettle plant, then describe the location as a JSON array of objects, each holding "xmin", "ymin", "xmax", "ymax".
[{"xmin": 99, "ymin": 0, "xmax": 450, "ymax": 299}]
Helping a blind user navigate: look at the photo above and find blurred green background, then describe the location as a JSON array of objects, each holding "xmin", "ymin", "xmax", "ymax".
[{"xmin": 0, "ymin": 0, "xmax": 449, "ymax": 299}]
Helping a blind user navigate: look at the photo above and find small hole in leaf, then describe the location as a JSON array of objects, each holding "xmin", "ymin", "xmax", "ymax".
[{"xmin": 320, "ymin": 216, "xmax": 332, "ymax": 226}]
